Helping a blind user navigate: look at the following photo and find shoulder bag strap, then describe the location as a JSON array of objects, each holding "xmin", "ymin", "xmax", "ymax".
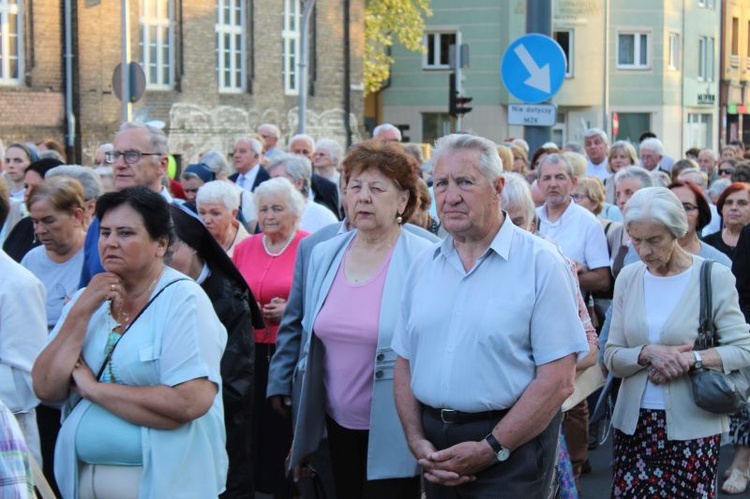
[
  {"xmin": 696, "ymin": 260, "xmax": 715, "ymax": 350},
  {"xmin": 94, "ymin": 278, "xmax": 190, "ymax": 380}
]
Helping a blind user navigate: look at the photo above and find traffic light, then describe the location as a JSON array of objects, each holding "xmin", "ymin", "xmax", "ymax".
[{"xmin": 449, "ymin": 72, "xmax": 473, "ymax": 117}]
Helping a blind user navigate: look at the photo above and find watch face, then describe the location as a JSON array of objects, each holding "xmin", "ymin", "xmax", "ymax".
[{"xmin": 497, "ymin": 448, "xmax": 511, "ymax": 462}]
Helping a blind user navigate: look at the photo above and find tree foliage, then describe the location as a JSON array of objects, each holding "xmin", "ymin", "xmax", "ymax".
[{"xmin": 364, "ymin": 0, "xmax": 432, "ymax": 95}]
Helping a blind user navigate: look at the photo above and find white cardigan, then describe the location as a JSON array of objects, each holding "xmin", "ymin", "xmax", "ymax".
[{"xmin": 604, "ymin": 257, "xmax": 750, "ymax": 440}]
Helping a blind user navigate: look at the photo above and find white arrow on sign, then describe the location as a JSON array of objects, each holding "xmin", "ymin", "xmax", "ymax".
[{"xmin": 513, "ymin": 44, "xmax": 551, "ymax": 94}]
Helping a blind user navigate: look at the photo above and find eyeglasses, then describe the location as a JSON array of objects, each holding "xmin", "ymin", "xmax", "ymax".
[
  {"xmin": 571, "ymin": 193, "xmax": 589, "ymax": 202},
  {"xmin": 105, "ymin": 150, "xmax": 162, "ymax": 165},
  {"xmin": 682, "ymin": 203, "xmax": 698, "ymax": 212},
  {"xmin": 719, "ymin": 168, "xmax": 735, "ymax": 176}
]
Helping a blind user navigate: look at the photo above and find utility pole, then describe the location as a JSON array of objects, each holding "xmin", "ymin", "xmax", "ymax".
[
  {"xmin": 524, "ymin": 0, "xmax": 552, "ymax": 152},
  {"xmin": 298, "ymin": 0, "xmax": 316, "ymax": 134}
]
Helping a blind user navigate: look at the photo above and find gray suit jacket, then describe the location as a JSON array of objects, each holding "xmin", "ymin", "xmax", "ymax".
[{"xmin": 290, "ymin": 229, "xmax": 432, "ymax": 479}]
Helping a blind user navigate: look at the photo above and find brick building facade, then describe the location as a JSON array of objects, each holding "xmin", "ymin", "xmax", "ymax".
[{"xmin": 0, "ymin": 0, "xmax": 364, "ymax": 166}]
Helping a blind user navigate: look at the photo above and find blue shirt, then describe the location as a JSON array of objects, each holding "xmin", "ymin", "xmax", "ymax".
[{"xmin": 392, "ymin": 218, "xmax": 589, "ymax": 412}]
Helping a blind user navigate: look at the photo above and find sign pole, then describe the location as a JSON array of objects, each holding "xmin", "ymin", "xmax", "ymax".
[
  {"xmin": 121, "ymin": 0, "xmax": 131, "ymax": 123},
  {"xmin": 524, "ymin": 0, "xmax": 552, "ymax": 153}
]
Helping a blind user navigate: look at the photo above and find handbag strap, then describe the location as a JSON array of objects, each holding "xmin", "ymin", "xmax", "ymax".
[
  {"xmin": 695, "ymin": 260, "xmax": 716, "ymax": 350},
  {"xmin": 94, "ymin": 278, "xmax": 189, "ymax": 380}
]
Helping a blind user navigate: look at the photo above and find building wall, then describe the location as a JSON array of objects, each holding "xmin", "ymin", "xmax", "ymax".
[
  {"xmin": 0, "ymin": 0, "xmax": 364, "ymax": 165},
  {"xmin": 379, "ymin": 0, "xmax": 722, "ymax": 156},
  {"xmin": 0, "ymin": 1, "xmax": 65, "ymax": 147}
]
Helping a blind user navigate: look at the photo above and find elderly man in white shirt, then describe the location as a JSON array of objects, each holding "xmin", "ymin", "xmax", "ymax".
[
  {"xmin": 267, "ymin": 153, "xmax": 338, "ymax": 233},
  {"xmin": 393, "ymin": 134, "xmax": 588, "ymax": 498},
  {"xmin": 0, "ymin": 181, "xmax": 47, "ymax": 466},
  {"xmin": 584, "ymin": 128, "xmax": 610, "ymax": 182},
  {"xmin": 537, "ymin": 154, "xmax": 612, "ymax": 295}
]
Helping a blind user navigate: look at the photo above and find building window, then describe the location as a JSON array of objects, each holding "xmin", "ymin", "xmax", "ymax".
[
  {"xmin": 687, "ymin": 113, "xmax": 712, "ymax": 149},
  {"xmin": 553, "ymin": 30, "xmax": 574, "ymax": 77},
  {"xmin": 216, "ymin": 0, "xmax": 246, "ymax": 93},
  {"xmin": 422, "ymin": 113, "xmax": 452, "ymax": 144},
  {"xmin": 698, "ymin": 36, "xmax": 714, "ymax": 81},
  {"xmin": 617, "ymin": 32, "xmax": 649, "ymax": 69},
  {"xmin": 668, "ymin": 33, "xmax": 679, "ymax": 70},
  {"xmin": 282, "ymin": 0, "xmax": 301, "ymax": 95},
  {"xmin": 698, "ymin": 0, "xmax": 715, "ymax": 8},
  {"xmin": 0, "ymin": 0, "xmax": 22, "ymax": 85},
  {"xmin": 140, "ymin": 0, "xmax": 174, "ymax": 89},
  {"xmin": 423, "ymin": 32, "xmax": 456, "ymax": 70}
]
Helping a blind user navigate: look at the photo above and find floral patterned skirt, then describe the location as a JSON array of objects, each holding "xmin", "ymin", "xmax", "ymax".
[{"xmin": 612, "ymin": 409, "xmax": 720, "ymax": 498}]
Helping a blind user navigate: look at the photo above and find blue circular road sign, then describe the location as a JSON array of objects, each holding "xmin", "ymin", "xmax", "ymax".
[{"xmin": 501, "ymin": 34, "xmax": 567, "ymax": 104}]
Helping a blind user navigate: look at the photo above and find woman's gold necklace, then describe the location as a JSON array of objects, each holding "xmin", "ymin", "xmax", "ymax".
[{"xmin": 111, "ymin": 271, "xmax": 162, "ymax": 328}]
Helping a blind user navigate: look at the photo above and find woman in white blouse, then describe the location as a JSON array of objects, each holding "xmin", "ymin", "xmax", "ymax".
[{"xmin": 604, "ymin": 187, "xmax": 750, "ymax": 497}]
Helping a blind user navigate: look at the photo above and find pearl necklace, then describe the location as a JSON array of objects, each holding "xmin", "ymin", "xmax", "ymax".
[{"xmin": 262, "ymin": 233, "xmax": 295, "ymax": 257}]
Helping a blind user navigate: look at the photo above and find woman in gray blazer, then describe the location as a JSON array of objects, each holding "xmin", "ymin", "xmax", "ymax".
[
  {"xmin": 604, "ymin": 187, "xmax": 750, "ymax": 498},
  {"xmin": 289, "ymin": 140, "xmax": 431, "ymax": 498}
]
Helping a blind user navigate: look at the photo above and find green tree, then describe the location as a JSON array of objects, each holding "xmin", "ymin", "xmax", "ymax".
[{"xmin": 364, "ymin": 0, "xmax": 432, "ymax": 95}]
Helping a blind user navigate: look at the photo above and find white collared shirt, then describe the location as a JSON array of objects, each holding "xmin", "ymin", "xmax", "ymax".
[
  {"xmin": 300, "ymin": 201, "xmax": 338, "ymax": 233},
  {"xmin": 236, "ymin": 164, "xmax": 262, "ymax": 192},
  {"xmin": 586, "ymin": 159, "xmax": 611, "ymax": 181},
  {"xmin": 391, "ymin": 218, "xmax": 589, "ymax": 412},
  {"xmin": 537, "ymin": 201, "xmax": 610, "ymax": 270}
]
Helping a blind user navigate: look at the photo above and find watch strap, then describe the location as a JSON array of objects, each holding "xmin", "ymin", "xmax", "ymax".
[{"xmin": 484, "ymin": 433, "xmax": 503, "ymax": 453}]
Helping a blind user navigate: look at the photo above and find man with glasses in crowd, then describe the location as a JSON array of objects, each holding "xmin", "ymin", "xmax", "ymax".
[{"xmin": 79, "ymin": 122, "xmax": 172, "ymax": 287}]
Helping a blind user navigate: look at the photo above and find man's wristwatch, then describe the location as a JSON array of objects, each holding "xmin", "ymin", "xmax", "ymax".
[
  {"xmin": 693, "ymin": 350, "xmax": 704, "ymax": 370},
  {"xmin": 484, "ymin": 433, "xmax": 511, "ymax": 462}
]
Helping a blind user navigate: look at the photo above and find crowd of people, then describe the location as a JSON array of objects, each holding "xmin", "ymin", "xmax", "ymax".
[{"xmin": 2, "ymin": 122, "xmax": 750, "ymax": 499}]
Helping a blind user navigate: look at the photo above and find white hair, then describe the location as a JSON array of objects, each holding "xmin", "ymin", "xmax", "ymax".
[
  {"xmin": 584, "ymin": 127, "xmax": 608, "ymax": 144},
  {"xmin": 314, "ymin": 138, "xmax": 343, "ymax": 167},
  {"xmin": 373, "ymin": 123, "xmax": 402, "ymax": 141},
  {"xmin": 433, "ymin": 134, "xmax": 503, "ymax": 183},
  {"xmin": 677, "ymin": 168, "xmax": 708, "ymax": 189},
  {"xmin": 624, "ymin": 187, "xmax": 688, "ymax": 238},
  {"xmin": 614, "ymin": 165, "xmax": 654, "ymax": 189},
  {"xmin": 501, "ymin": 172, "xmax": 535, "ymax": 230},
  {"xmin": 196, "ymin": 180, "xmax": 240, "ymax": 212},
  {"xmin": 289, "ymin": 134, "xmax": 315, "ymax": 152},
  {"xmin": 257, "ymin": 123, "xmax": 280, "ymax": 138},
  {"xmin": 234, "ymin": 137, "xmax": 263, "ymax": 156},
  {"xmin": 46, "ymin": 165, "xmax": 103, "ymax": 200},
  {"xmin": 267, "ymin": 153, "xmax": 313, "ymax": 196},
  {"xmin": 200, "ymin": 150, "xmax": 231, "ymax": 177},
  {"xmin": 640, "ymin": 137, "xmax": 664, "ymax": 156},
  {"xmin": 253, "ymin": 176, "xmax": 306, "ymax": 220},
  {"xmin": 538, "ymin": 153, "xmax": 574, "ymax": 179}
]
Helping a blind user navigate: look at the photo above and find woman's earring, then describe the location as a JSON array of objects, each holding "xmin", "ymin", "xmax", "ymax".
[{"xmin": 396, "ymin": 214, "xmax": 403, "ymax": 225}]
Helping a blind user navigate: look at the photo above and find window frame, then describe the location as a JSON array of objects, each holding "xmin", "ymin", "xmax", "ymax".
[
  {"xmin": 0, "ymin": 0, "xmax": 23, "ymax": 85},
  {"xmin": 139, "ymin": 0, "xmax": 175, "ymax": 90},
  {"xmin": 553, "ymin": 29, "xmax": 574, "ymax": 77},
  {"xmin": 617, "ymin": 31, "xmax": 651, "ymax": 70},
  {"xmin": 698, "ymin": 35, "xmax": 715, "ymax": 82},
  {"xmin": 282, "ymin": 0, "xmax": 301, "ymax": 95},
  {"xmin": 216, "ymin": 0, "xmax": 246, "ymax": 93},
  {"xmin": 422, "ymin": 31, "xmax": 457, "ymax": 70},
  {"xmin": 668, "ymin": 32, "xmax": 679, "ymax": 71}
]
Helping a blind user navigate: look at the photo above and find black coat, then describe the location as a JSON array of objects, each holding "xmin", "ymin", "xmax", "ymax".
[
  {"xmin": 310, "ymin": 173, "xmax": 342, "ymax": 219},
  {"xmin": 733, "ymin": 224, "xmax": 750, "ymax": 322},
  {"xmin": 202, "ymin": 269, "xmax": 256, "ymax": 499}
]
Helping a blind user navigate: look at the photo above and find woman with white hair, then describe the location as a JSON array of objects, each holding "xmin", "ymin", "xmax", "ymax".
[
  {"xmin": 200, "ymin": 149, "xmax": 257, "ymax": 231},
  {"xmin": 313, "ymin": 138, "xmax": 342, "ymax": 185},
  {"xmin": 196, "ymin": 180, "xmax": 250, "ymax": 257},
  {"xmin": 232, "ymin": 177, "xmax": 309, "ymax": 498},
  {"xmin": 604, "ymin": 187, "xmax": 750, "ymax": 497}
]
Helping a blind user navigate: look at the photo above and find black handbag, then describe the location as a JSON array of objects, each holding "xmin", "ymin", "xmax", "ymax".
[{"xmin": 690, "ymin": 260, "xmax": 750, "ymax": 414}]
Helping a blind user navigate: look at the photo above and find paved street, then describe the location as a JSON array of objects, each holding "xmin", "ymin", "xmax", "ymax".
[{"xmin": 580, "ymin": 433, "xmax": 750, "ymax": 498}]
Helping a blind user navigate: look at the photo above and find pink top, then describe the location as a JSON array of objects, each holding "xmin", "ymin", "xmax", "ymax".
[
  {"xmin": 313, "ymin": 245, "xmax": 394, "ymax": 430},
  {"xmin": 232, "ymin": 230, "xmax": 309, "ymax": 344}
]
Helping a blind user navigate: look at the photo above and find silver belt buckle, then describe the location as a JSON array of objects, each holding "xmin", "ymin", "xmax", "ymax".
[{"xmin": 440, "ymin": 408, "xmax": 457, "ymax": 423}]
